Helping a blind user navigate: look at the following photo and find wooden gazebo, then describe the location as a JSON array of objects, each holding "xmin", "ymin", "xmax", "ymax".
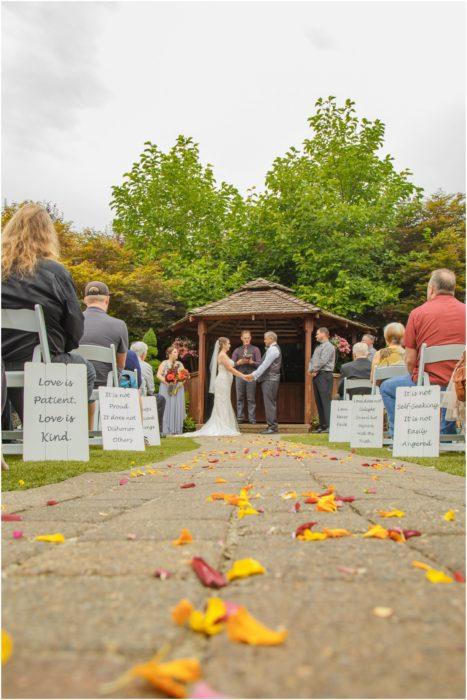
[{"xmin": 169, "ymin": 278, "xmax": 374, "ymax": 427}]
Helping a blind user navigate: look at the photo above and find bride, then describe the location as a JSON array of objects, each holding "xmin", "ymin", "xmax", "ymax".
[{"xmin": 184, "ymin": 337, "xmax": 248, "ymax": 437}]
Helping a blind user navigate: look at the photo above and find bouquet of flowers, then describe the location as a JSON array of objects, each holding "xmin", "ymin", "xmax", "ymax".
[
  {"xmin": 165, "ymin": 367, "xmax": 190, "ymax": 396},
  {"xmin": 330, "ymin": 335, "xmax": 351, "ymax": 356},
  {"xmin": 173, "ymin": 337, "xmax": 198, "ymax": 359}
]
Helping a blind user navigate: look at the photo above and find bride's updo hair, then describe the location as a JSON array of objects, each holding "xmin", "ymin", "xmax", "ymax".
[{"xmin": 218, "ymin": 337, "xmax": 229, "ymax": 351}]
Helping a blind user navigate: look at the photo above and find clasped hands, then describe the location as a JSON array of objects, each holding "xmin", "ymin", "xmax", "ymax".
[{"xmin": 244, "ymin": 374, "xmax": 255, "ymax": 382}]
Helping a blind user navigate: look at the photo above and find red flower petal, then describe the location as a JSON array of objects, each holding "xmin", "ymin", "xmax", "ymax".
[
  {"xmin": 294, "ymin": 502, "xmax": 301, "ymax": 512},
  {"xmin": 304, "ymin": 497, "xmax": 318, "ymax": 504},
  {"xmin": 337, "ymin": 496, "xmax": 355, "ymax": 503},
  {"xmin": 295, "ymin": 521, "xmax": 318, "ymax": 538},
  {"xmin": 191, "ymin": 557, "xmax": 227, "ymax": 588},
  {"xmin": 181, "ymin": 483, "xmax": 196, "ymax": 489},
  {"xmin": 154, "ymin": 568, "xmax": 173, "ymax": 580},
  {"xmin": 119, "ymin": 478, "xmax": 129, "ymax": 486},
  {"xmin": 46, "ymin": 500, "xmax": 58, "ymax": 506},
  {"xmin": 1, "ymin": 514, "xmax": 22, "ymax": 522},
  {"xmin": 454, "ymin": 571, "xmax": 465, "ymax": 583},
  {"xmin": 208, "ymin": 459, "xmax": 219, "ymax": 464},
  {"xmin": 329, "ymin": 457, "xmax": 339, "ymax": 461},
  {"xmin": 361, "ymin": 463, "xmax": 370, "ymax": 467},
  {"xmin": 402, "ymin": 530, "xmax": 421, "ymax": 539}
]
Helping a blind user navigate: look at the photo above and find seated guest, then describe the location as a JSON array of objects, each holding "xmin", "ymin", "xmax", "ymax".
[
  {"xmin": 80, "ymin": 281, "xmax": 129, "ymax": 385},
  {"xmin": 123, "ymin": 348, "xmax": 142, "ymax": 389},
  {"xmin": 1, "ymin": 204, "xmax": 96, "ymax": 428},
  {"xmin": 380, "ymin": 269, "xmax": 466, "ymax": 436},
  {"xmin": 338, "ymin": 342, "xmax": 372, "ymax": 399},
  {"xmin": 371, "ymin": 322, "xmax": 405, "ymax": 383},
  {"xmin": 362, "ymin": 333, "xmax": 377, "ymax": 361},
  {"xmin": 130, "ymin": 341, "xmax": 155, "ymax": 396}
]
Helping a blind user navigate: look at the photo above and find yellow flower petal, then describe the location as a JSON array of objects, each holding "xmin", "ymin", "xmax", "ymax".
[
  {"xmin": 281, "ymin": 491, "xmax": 297, "ymax": 500},
  {"xmin": 378, "ymin": 509, "xmax": 405, "ymax": 518},
  {"xmin": 215, "ymin": 478, "xmax": 227, "ymax": 484},
  {"xmin": 322, "ymin": 528, "xmax": 352, "ymax": 538},
  {"xmin": 226, "ymin": 558, "xmax": 266, "ymax": 581},
  {"xmin": 172, "ymin": 528, "xmax": 193, "ymax": 546},
  {"xmin": 316, "ymin": 493, "xmax": 337, "ymax": 512},
  {"xmin": 188, "ymin": 597, "xmax": 226, "ymax": 636},
  {"xmin": 2, "ymin": 630, "xmax": 12, "ymax": 665},
  {"xmin": 412, "ymin": 560, "xmax": 431, "ymax": 571},
  {"xmin": 443, "ymin": 510, "xmax": 456, "ymax": 521},
  {"xmin": 237, "ymin": 505, "xmax": 259, "ymax": 519},
  {"xmin": 298, "ymin": 530, "xmax": 328, "ymax": 541},
  {"xmin": 34, "ymin": 533, "xmax": 65, "ymax": 544},
  {"xmin": 425, "ymin": 568, "xmax": 453, "ymax": 584},
  {"xmin": 363, "ymin": 525, "xmax": 389, "ymax": 539},
  {"xmin": 227, "ymin": 607, "xmax": 287, "ymax": 646}
]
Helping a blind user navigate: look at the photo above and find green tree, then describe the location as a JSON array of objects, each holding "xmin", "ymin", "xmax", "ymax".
[{"xmin": 142, "ymin": 328, "xmax": 160, "ymax": 374}]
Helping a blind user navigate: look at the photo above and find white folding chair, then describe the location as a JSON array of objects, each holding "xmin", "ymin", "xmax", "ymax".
[
  {"xmin": 343, "ymin": 378, "xmax": 373, "ymax": 400},
  {"xmin": 371, "ymin": 364, "xmax": 408, "ymax": 394},
  {"xmin": 417, "ymin": 343, "xmax": 465, "ymax": 452},
  {"xmin": 70, "ymin": 344, "xmax": 119, "ymax": 444},
  {"xmin": 2, "ymin": 305, "xmax": 52, "ymax": 454}
]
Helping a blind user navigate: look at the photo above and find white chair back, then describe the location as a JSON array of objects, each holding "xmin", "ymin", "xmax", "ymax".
[
  {"xmin": 371, "ymin": 364, "xmax": 408, "ymax": 394},
  {"xmin": 417, "ymin": 343, "xmax": 465, "ymax": 386},
  {"xmin": 70, "ymin": 344, "xmax": 119, "ymax": 387},
  {"xmin": 2, "ymin": 305, "xmax": 51, "ymax": 363},
  {"xmin": 343, "ymin": 378, "xmax": 373, "ymax": 400}
]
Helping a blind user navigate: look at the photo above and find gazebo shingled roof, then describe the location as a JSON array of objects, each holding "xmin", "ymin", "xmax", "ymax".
[{"xmin": 170, "ymin": 278, "xmax": 373, "ymax": 331}]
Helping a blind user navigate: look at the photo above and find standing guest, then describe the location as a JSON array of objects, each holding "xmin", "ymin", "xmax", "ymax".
[
  {"xmin": 362, "ymin": 333, "xmax": 377, "ymax": 361},
  {"xmin": 246, "ymin": 331, "xmax": 282, "ymax": 434},
  {"xmin": 338, "ymin": 342, "xmax": 372, "ymax": 399},
  {"xmin": 157, "ymin": 346, "xmax": 186, "ymax": 435},
  {"xmin": 1, "ymin": 204, "xmax": 96, "ymax": 428},
  {"xmin": 380, "ymin": 269, "xmax": 466, "ymax": 436},
  {"xmin": 308, "ymin": 327, "xmax": 336, "ymax": 433},
  {"xmin": 231, "ymin": 330, "xmax": 261, "ymax": 424},
  {"xmin": 370, "ymin": 323, "xmax": 405, "ymax": 383},
  {"xmin": 131, "ymin": 341, "xmax": 155, "ymax": 396}
]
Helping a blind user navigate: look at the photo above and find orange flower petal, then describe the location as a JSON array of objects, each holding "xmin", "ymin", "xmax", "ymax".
[
  {"xmin": 226, "ymin": 607, "xmax": 287, "ymax": 646},
  {"xmin": 322, "ymin": 528, "xmax": 352, "ymax": 538},
  {"xmin": 363, "ymin": 524, "xmax": 389, "ymax": 539},
  {"xmin": 172, "ymin": 599, "xmax": 194, "ymax": 625},
  {"xmin": 172, "ymin": 528, "xmax": 193, "ymax": 546}
]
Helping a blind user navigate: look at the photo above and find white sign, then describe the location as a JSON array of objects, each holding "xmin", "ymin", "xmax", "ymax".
[
  {"xmin": 98, "ymin": 387, "xmax": 145, "ymax": 451},
  {"xmin": 350, "ymin": 395, "xmax": 384, "ymax": 448},
  {"xmin": 329, "ymin": 400, "xmax": 352, "ymax": 442},
  {"xmin": 23, "ymin": 362, "xmax": 89, "ymax": 462},
  {"xmin": 142, "ymin": 396, "xmax": 161, "ymax": 446},
  {"xmin": 393, "ymin": 386, "xmax": 440, "ymax": 457}
]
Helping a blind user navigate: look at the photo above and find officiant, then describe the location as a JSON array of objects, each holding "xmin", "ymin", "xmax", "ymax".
[{"xmin": 231, "ymin": 330, "xmax": 261, "ymax": 424}]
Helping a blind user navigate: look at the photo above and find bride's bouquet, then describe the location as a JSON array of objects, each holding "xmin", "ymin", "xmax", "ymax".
[{"xmin": 166, "ymin": 367, "xmax": 190, "ymax": 396}]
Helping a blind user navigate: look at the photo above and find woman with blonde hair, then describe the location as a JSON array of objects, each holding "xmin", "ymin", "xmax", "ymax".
[
  {"xmin": 370, "ymin": 322, "xmax": 406, "ymax": 382},
  {"xmin": 1, "ymin": 203, "xmax": 96, "ymax": 426}
]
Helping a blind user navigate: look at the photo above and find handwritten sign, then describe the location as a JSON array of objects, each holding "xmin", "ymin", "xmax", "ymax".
[
  {"xmin": 350, "ymin": 395, "xmax": 384, "ymax": 448},
  {"xmin": 393, "ymin": 386, "xmax": 440, "ymax": 457},
  {"xmin": 142, "ymin": 396, "xmax": 161, "ymax": 446},
  {"xmin": 23, "ymin": 362, "xmax": 89, "ymax": 462},
  {"xmin": 98, "ymin": 387, "xmax": 145, "ymax": 451},
  {"xmin": 329, "ymin": 400, "xmax": 352, "ymax": 442}
]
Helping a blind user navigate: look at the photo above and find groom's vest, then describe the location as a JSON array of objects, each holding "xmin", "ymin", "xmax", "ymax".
[{"xmin": 259, "ymin": 344, "xmax": 282, "ymax": 382}]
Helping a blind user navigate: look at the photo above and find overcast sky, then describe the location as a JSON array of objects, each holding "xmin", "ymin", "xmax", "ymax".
[{"xmin": 2, "ymin": 1, "xmax": 465, "ymax": 230}]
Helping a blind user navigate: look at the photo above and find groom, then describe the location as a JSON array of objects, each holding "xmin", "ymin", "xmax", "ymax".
[{"xmin": 246, "ymin": 331, "xmax": 282, "ymax": 434}]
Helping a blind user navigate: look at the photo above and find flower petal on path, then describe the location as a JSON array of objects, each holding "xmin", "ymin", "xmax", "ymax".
[
  {"xmin": 363, "ymin": 525, "xmax": 389, "ymax": 539},
  {"xmin": 2, "ymin": 630, "xmax": 12, "ymax": 665},
  {"xmin": 173, "ymin": 529, "xmax": 193, "ymax": 546},
  {"xmin": 191, "ymin": 558, "xmax": 228, "ymax": 588},
  {"xmin": 227, "ymin": 607, "xmax": 287, "ymax": 645},
  {"xmin": 34, "ymin": 533, "xmax": 65, "ymax": 544},
  {"xmin": 154, "ymin": 568, "xmax": 172, "ymax": 580},
  {"xmin": 172, "ymin": 599, "xmax": 194, "ymax": 625},
  {"xmin": 454, "ymin": 571, "xmax": 465, "ymax": 583},
  {"xmin": 181, "ymin": 483, "xmax": 196, "ymax": 489},
  {"xmin": 316, "ymin": 493, "xmax": 337, "ymax": 512},
  {"xmin": 378, "ymin": 510, "xmax": 405, "ymax": 518},
  {"xmin": 322, "ymin": 528, "xmax": 352, "ymax": 538},
  {"xmin": 425, "ymin": 568, "xmax": 453, "ymax": 584},
  {"xmin": 132, "ymin": 657, "xmax": 201, "ymax": 698},
  {"xmin": 297, "ymin": 530, "xmax": 328, "ymax": 541},
  {"xmin": 1, "ymin": 514, "xmax": 22, "ymax": 522},
  {"xmin": 189, "ymin": 598, "xmax": 226, "ymax": 636},
  {"xmin": 294, "ymin": 521, "xmax": 318, "ymax": 538},
  {"xmin": 443, "ymin": 510, "xmax": 456, "ymax": 521},
  {"xmin": 412, "ymin": 560, "xmax": 431, "ymax": 571},
  {"xmin": 226, "ymin": 558, "xmax": 265, "ymax": 581},
  {"xmin": 190, "ymin": 680, "xmax": 228, "ymax": 699}
]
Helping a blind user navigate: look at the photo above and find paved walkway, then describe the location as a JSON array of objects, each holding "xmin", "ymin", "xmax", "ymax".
[{"xmin": 2, "ymin": 436, "xmax": 465, "ymax": 699}]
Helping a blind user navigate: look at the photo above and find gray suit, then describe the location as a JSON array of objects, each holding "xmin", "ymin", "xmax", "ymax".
[{"xmin": 253, "ymin": 344, "xmax": 282, "ymax": 431}]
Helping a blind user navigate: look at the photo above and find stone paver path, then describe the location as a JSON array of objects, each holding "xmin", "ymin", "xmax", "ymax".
[{"xmin": 2, "ymin": 436, "xmax": 465, "ymax": 699}]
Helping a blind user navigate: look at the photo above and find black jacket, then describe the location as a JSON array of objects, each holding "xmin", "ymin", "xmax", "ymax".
[
  {"xmin": 2, "ymin": 259, "xmax": 84, "ymax": 364},
  {"xmin": 338, "ymin": 358, "xmax": 372, "ymax": 398}
]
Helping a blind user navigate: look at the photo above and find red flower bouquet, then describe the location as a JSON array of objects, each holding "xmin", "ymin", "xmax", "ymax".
[{"xmin": 166, "ymin": 367, "xmax": 190, "ymax": 396}]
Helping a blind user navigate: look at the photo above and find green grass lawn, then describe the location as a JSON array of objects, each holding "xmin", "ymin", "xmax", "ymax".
[
  {"xmin": 1, "ymin": 437, "xmax": 199, "ymax": 492},
  {"xmin": 284, "ymin": 434, "xmax": 465, "ymax": 477}
]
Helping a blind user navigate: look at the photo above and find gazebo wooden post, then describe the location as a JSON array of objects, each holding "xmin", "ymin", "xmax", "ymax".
[
  {"xmin": 304, "ymin": 317, "xmax": 314, "ymax": 425},
  {"xmin": 351, "ymin": 329, "xmax": 358, "ymax": 345},
  {"xmin": 197, "ymin": 319, "xmax": 207, "ymax": 423}
]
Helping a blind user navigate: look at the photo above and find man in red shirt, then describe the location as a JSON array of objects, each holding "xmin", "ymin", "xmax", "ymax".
[{"xmin": 380, "ymin": 269, "xmax": 465, "ymax": 436}]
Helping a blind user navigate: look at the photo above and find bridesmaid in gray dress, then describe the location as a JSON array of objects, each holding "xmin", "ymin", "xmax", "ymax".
[{"xmin": 157, "ymin": 345, "xmax": 187, "ymax": 435}]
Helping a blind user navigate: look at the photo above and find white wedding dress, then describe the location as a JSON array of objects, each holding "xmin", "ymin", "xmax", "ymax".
[{"xmin": 184, "ymin": 359, "xmax": 240, "ymax": 437}]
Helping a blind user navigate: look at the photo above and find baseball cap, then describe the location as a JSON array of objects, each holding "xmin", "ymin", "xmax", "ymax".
[{"xmin": 84, "ymin": 281, "xmax": 110, "ymax": 296}]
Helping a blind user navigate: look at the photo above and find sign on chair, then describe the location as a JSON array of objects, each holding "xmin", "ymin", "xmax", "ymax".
[
  {"xmin": 350, "ymin": 395, "xmax": 384, "ymax": 448},
  {"xmin": 142, "ymin": 396, "xmax": 161, "ymax": 446},
  {"xmin": 98, "ymin": 387, "xmax": 145, "ymax": 451},
  {"xmin": 23, "ymin": 362, "xmax": 89, "ymax": 462},
  {"xmin": 393, "ymin": 386, "xmax": 440, "ymax": 457},
  {"xmin": 329, "ymin": 400, "xmax": 352, "ymax": 442}
]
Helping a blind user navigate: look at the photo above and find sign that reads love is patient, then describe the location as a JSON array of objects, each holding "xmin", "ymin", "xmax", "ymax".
[
  {"xmin": 393, "ymin": 385, "xmax": 440, "ymax": 457},
  {"xmin": 329, "ymin": 400, "xmax": 352, "ymax": 442},
  {"xmin": 23, "ymin": 362, "xmax": 89, "ymax": 462},
  {"xmin": 142, "ymin": 396, "xmax": 161, "ymax": 446},
  {"xmin": 98, "ymin": 387, "xmax": 145, "ymax": 451},
  {"xmin": 350, "ymin": 395, "xmax": 384, "ymax": 448}
]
